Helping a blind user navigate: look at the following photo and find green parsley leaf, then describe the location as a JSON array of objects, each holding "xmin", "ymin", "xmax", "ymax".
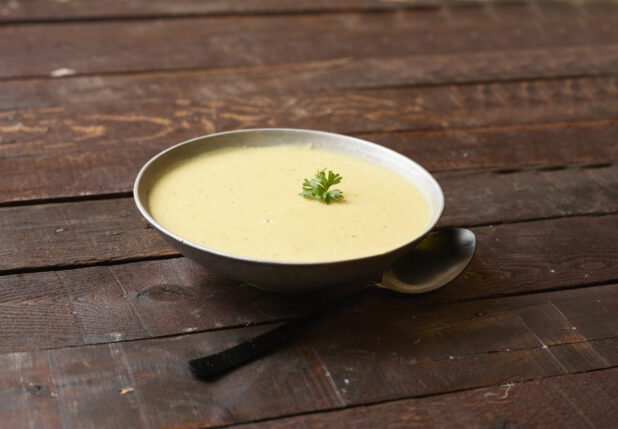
[{"xmin": 300, "ymin": 169, "xmax": 344, "ymax": 204}]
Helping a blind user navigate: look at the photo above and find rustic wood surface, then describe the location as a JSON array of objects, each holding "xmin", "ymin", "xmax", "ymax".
[{"xmin": 0, "ymin": 1, "xmax": 616, "ymax": 428}]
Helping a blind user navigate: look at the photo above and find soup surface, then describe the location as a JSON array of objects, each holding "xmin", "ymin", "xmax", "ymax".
[{"xmin": 148, "ymin": 145, "xmax": 430, "ymax": 262}]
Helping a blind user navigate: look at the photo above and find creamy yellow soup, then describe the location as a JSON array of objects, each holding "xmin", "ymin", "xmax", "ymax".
[{"xmin": 148, "ymin": 145, "xmax": 430, "ymax": 262}]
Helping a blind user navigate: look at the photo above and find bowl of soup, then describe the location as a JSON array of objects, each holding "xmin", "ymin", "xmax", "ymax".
[{"xmin": 134, "ymin": 128, "xmax": 444, "ymax": 292}]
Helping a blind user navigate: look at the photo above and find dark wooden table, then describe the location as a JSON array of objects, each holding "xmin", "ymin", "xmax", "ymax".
[{"xmin": 1, "ymin": 0, "xmax": 617, "ymax": 427}]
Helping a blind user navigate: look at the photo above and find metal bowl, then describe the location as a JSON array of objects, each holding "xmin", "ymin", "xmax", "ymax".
[{"xmin": 134, "ymin": 128, "xmax": 444, "ymax": 292}]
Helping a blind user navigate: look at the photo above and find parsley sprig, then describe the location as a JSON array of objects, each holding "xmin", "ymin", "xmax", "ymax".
[{"xmin": 300, "ymin": 169, "xmax": 344, "ymax": 204}]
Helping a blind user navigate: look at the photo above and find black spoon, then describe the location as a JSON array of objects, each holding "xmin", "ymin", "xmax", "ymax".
[{"xmin": 189, "ymin": 228, "xmax": 476, "ymax": 380}]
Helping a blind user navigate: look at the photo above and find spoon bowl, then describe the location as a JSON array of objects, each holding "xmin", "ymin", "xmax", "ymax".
[{"xmin": 379, "ymin": 228, "xmax": 477, "ymax": 294}]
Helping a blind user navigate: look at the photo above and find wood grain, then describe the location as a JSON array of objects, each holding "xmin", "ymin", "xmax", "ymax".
[
  {"xmin": 1, "ymin": 166, "xmax": 616, "ymax": 272},
  {"xmin": 1, "ymin": 214, "xmax": 616, "ymax": 352},
  {"xmin": 234, "ymin": 368, "xmax": 618, "ymax": 429},
  {"xmin": 1, "ymin": 75, "xmax": 616, "ymax": 203},
  {"xmin": 1, "ymin": 3, "xmax": 616, "ymax": 79},
  {"xmin": 0, "ymin": 284, "xmax": 615, "ymax": 428}
]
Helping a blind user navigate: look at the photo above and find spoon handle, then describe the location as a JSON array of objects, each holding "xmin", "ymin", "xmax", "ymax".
[{"xmin": 189, "ymin": 286, "xmax": 373, "ymax": 380}]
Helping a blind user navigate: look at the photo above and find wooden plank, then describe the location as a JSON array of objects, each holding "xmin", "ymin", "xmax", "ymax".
[
  {"xmin": 0, "ymin": 197, "xmax": 174, "ymax": 272},
  {"xmin": 1, "ymin": 166, "xmax": 616, "ymax": 272},
  {"xmin": 0, "ymin": 0, "xmax": 496, "ymax": 23},
  {"xmin": 0, "ymin": 284, "xmax": 616, "ymax": 427},
  {"xmin": 370, "ymin": 121, "xmax": 618, "ymax": 173},
  {"xmin": 1, "ymin": 75, "xmax": 616, "ymax": 203},
  {"xmin": 1, "ymin": 215, "xmax": 616, "ymax": 352},
  {"xmin": 233, "ymin": 368, "xmax": 618, "ymax": 429},
  {"xmin": 5, "ymin": 44, "xmax": 618, "ymax": 111},
  {"xmin": 1, "ymin": 3, "xmax": 616, "ymax": 79},
  {"xmin": 438, "ymin": 165, "xmax": 618, "ymax": 225}
]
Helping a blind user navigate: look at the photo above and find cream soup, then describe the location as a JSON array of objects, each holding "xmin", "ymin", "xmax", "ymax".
[{"xmin": 148, "ymin": 145, "xmax": 430, "ymax": 262}]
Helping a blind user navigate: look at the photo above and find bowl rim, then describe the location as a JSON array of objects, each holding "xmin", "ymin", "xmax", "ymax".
[{"xmin": 133, "ymin": 128, "xmax": 445, "ymax": 267}]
